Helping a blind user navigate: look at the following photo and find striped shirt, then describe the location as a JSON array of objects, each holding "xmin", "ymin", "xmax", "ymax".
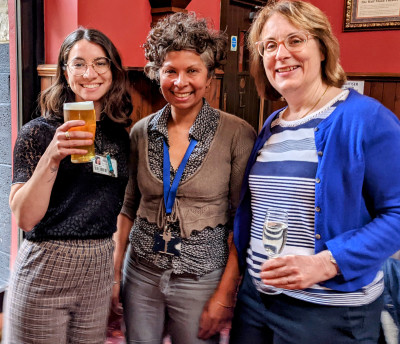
[{"xmin": 247, "ymin": 89, "xmax": 384, "ymax": 306}]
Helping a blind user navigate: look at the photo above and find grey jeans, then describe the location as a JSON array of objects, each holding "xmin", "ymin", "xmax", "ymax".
[{"xmin": 122, "ymin": 248, "xmax": 223, "ymax": 344}]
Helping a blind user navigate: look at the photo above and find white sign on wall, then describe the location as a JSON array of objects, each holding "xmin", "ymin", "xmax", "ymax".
[
  {"xmin": 231, "ymin": 36, "xmax": 237, "ymax": 51},
  {"xmin": 343, "ymin": 80, "xmax": 365, "ymax": 94}
]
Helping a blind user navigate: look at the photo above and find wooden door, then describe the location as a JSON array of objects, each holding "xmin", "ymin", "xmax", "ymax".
[{"xmin": 220, "ymin": 0, "xmax": 269, "ymax": 131}]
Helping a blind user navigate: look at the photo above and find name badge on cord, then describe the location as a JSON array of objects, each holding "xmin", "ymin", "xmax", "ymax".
[
  {"xmin": 93, "ymin": 155, "xmax": 118, "ymax": 177},
  {"xmin": 153, "ymin": 138, "xmax": 197, "ymax": 256},
  {"xmin": 153, "ymin": 228, "xmax": 182, "ymax": 256}
]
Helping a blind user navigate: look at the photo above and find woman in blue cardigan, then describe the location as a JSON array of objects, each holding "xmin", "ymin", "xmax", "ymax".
[{"xmin": 230, "ymin": 1, "xmax": 400, "ymax": 343}]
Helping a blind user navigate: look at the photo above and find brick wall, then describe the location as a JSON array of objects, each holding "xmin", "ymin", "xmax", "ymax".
[{"xmin": 0, "ymin": 0, "xmax": 10, "ymax": 291}]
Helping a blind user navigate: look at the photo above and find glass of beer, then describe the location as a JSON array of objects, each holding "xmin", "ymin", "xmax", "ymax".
[{"xmin": 63, "ymin": 101, "xmax": 96, "ymax": 163}]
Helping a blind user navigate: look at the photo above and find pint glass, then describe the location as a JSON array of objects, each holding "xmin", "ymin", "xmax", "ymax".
[{"xmin": 63, "ymin": 101, "xmax": 96, "ymax": 163}]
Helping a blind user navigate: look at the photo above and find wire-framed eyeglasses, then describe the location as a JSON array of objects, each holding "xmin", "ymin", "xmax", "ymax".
[
  {"xmin": 256, "ymin": 32, "xmax": 315, "ymax": 58},
  {"xmin": 65, "ymin": 57, "xmax": 111, "ymax": 76}
]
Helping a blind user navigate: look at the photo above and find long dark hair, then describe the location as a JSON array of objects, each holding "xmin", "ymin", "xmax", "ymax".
[{"xmin": 40, "ymin": 27, "xmax": 132, "ymax": 126}]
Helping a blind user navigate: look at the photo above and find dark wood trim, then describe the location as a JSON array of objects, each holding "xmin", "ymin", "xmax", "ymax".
[
  {"xmin": 231, "ymin": 0, "xmax": 268, "ymax": 8},
  {"xmin": 38, "ymin": 65, "xmax": 225, "ymax": 77},
  {"xmin": 151, "ymin": 6, "xmax": 187, "ymax": 13},
  {"xmin": 148, "ymin": 0, "xmax": 191, "ymax": 26},
  {"xmin": 37, "ymin": 64, "xmax": 398, "ymax": 120},
  {"xmin": 347, "ymin": 72, "xmax": 400, "ymax": 82},
  {"xmin": 37, "ymin": 64, "xmax": 224, "ymax": 122},
  {"xmin": 37, "ymin": 64, "xmax": 57, "ymax": 77},
  {"xmin": 19, "ymin": 0, "xmax": 44, "ymax": 123},
  {"xmin": 148, "ymin": 0, "xmax": 191, "ymax": 8}
]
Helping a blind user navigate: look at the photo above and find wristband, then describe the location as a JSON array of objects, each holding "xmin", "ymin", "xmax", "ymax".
[{"xmin": 328, "ymin": 250, "xmax": 341, "ymax": 274}]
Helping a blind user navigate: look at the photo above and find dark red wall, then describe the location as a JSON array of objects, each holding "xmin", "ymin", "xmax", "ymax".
[
  {"xmin": 44, "ymin": 1, "xmax": 400, "ymax": 71},
  {"xmin": 307, "ymin": 0, "xmax": 400, "ymax": 74},
  {"xmin": 44, "ymin": 0, "xmax": 221, "ymax": 67}
]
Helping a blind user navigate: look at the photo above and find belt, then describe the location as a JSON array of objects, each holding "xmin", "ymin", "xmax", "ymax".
[{"xmin": 130, "ymin": 251, "xmax": 199, "ymax": 279}]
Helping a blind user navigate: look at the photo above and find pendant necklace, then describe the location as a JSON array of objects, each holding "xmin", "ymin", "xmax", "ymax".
[{"xmin": 286, "ymin": 85, "xmax": 330, "ymax": 120}]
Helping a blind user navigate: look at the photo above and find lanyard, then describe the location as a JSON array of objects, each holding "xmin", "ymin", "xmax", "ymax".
[{"xmin": 163, "ymin": 138, "xmax": 198, "ymax": 215}]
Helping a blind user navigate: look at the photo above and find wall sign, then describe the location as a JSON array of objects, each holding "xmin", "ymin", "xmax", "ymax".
[
  {"xmin": 344, "ymin": 0, "xmax": 400, "ymax": 31},
  {"xmin": 231, "ymin": 36, "xmax": 237, "ymax": 51},
  {"xmin": 343, "ymin": 80, "xmax": 365, "ymax": 94}
]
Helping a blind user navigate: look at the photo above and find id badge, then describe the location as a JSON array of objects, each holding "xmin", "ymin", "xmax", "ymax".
[
  {"xmin": 153, "ymin": 229, "xmax": 181, "ymax": 256},
  {"xmin": 93, "ymin": 155, "xmax": 118, "ymax": 177}
]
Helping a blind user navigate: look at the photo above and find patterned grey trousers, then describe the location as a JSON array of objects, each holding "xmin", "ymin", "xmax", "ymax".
[{"xmin": 2, "ymin": 238, "xmax": 114, "ymax": 344}]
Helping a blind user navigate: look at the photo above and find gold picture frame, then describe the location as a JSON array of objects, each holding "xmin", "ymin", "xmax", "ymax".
[{"xmin": 344, "ymin": 0, "xmax": 400, "ymax": 31}]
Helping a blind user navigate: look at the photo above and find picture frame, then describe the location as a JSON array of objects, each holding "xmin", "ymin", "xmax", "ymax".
[
  {"xmin": 343, "ymin": 0, "xmax": 400, "ymax": 31},
  {"xmin": 230, "ymin": 0, "xmax": 269, "ymax": 7}
]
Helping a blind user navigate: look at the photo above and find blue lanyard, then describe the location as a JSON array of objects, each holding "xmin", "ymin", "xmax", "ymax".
[{"xmin": 163, "ymin": 138, "xmax": 198, "ymax": 215}]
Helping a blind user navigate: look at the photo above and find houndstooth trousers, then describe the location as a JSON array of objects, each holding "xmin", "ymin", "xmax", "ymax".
[{"xmin": 2, "ymin": 238, "xmax": 114, "ymax": 344}]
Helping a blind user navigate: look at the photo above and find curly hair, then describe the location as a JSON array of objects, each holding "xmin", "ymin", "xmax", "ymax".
[
  {"xmin": 143, "ymin": 12, "xmax": 227, "ymax": 82},
  {"xmin": 248, "ymin": 0, "xmax": 347, "ymax": 100},
  {"xmin": 39, "ymin": 27, "xmax": 132, "ymax": 126}
]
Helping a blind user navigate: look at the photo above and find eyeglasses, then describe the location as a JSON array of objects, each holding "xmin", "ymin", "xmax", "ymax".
[
  {"xmin": 65, "ymin": 57, "xmax": 111, "ymax": 76},
  {"xmin": 256, "ymin": 32, "xmax": 315, "ymax": 57}
]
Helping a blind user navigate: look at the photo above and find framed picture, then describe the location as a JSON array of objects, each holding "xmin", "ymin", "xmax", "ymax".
[
  {"xmin": 343, "ymin": 0, "xmax": 400, "ymax": 31},
  {"xmin": 230, "ymin": 0, "xmax": 268, "ymax": 7}
]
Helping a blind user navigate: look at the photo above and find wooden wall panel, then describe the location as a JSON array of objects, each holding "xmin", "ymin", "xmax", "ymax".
[
  {"xmin": 395, "ymin": 83, "xmax": 400, "ymax": 118},
  {"xmin": 363, "ymin": 81, "xmax": 371, "ymax": 97},
  {"xmin": 37, "ymin": 65, "xmax": 223, "ymax": 130},
  {"xmin": 220, "ymin": 0, "xmax": 262, "ymax": 130},
  {"xmin": 266, "ymin": 75, "xmax": 400, "ymax": 123},
  {"xmin": 382, "ymin": 82, "xmax": 397, "ymax": 115},
  {"xmin": 369, "ymin": 82, "xmax": 384, "ymax": 104},
  {"xmin": 348, "ymin": 73, "xmax": 400, "ymax": 120},
  {"xmin": 37, "ymin": 66, "xmax": 400, "ymax": 124}
]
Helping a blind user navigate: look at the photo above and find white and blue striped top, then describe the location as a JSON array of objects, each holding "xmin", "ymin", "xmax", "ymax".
[{"xmin": 247, "ymin": 89, "xmax": 384, "ymax": 306}]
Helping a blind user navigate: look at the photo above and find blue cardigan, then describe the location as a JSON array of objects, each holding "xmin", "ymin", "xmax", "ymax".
[{"xmin": 234, "ymin": 89, "xmax": 400, "ymax": 292}]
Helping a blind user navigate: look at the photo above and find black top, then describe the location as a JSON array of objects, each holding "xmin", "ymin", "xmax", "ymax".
[{"xmin": 12, "ymin": 116, "xmax": 129, "ymax": 241}]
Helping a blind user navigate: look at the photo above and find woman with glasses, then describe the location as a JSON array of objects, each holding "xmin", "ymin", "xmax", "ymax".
[
  {"xmin": 3, "ymin": 28, "xmax": 132, "ymax": 344},
  {"xmin": 230, "ymin": 1, "xmax": 400, "ymax": 343},
  {"xmin": 112, "ymin": 12, "xmax": 255, "ymax": 344}
]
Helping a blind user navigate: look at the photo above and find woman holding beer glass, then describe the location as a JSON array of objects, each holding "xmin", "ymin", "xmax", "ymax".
[
  {"xmin": 230, "ymin": 1, "xmax": 400, "ymax": 343},
  {"xmin": 112, "ymin": 12, "xmax": 255, "ymax": 344},
  {"xmin": 3, "ymin": 28, "xmax": 132, "ymax": 343}
]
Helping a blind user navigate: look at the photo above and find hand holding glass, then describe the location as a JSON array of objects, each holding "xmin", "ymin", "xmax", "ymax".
[
  {"xmin": 259, "ymin": 207, "xmax": 288, "ymax": 294},
  {"xmin": 63, "ymin": 101, "xmax": 96, "ymax": 163}
]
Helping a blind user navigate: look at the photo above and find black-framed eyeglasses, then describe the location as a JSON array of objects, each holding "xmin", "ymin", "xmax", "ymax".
[
  {"xmin": 256, "ymin": 32, "xmax": 315, "ymax": 58},
  {"xmin": 65, "ymin": 57, "xmax": 111, "ymax": 76}
]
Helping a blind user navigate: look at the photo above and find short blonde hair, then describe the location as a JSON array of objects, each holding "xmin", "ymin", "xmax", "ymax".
[{"xmin": 248, "ymin": 0, "xmax": 347, "ymax": 100}]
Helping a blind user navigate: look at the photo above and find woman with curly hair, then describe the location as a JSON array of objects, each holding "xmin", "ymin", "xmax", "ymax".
[
  {"xmin": 112, "ymin": 12, "xmax": 256, "ymax": 344},
  {"xmin": 3, "ymin": 28, "xmax": 132, "ymax": 344}
]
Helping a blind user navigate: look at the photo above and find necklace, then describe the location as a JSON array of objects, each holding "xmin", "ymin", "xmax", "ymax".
[{"xmin": 287, "ymin": 85, "xmax": 330, "ymax": 120}]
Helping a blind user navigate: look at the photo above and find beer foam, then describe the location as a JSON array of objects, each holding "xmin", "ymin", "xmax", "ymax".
[{"xmin": 63, "ymin": 101, "xmax": 94, "ymax": 110}]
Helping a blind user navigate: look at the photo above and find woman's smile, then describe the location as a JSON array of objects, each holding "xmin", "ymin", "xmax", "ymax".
[
  {"xmin": 261, "ymin": 13, "xmax": 324, "ymax": 97},
  {"xmin": 160, "ymin": 50, "xmax": 211, "ymax": 117}
]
